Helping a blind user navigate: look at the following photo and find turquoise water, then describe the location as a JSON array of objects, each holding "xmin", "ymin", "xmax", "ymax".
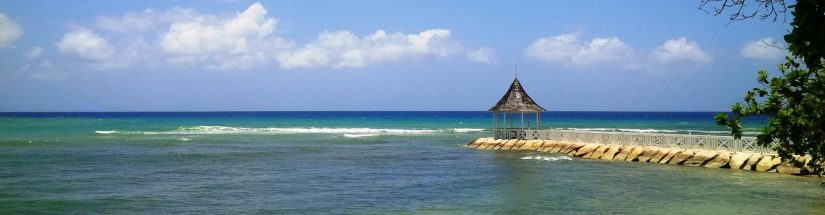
[{"xmin": 1, "ymin": 112, "xmax": 822, "ymax": 214}]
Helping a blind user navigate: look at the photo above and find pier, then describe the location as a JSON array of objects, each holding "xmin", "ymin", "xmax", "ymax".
[
  {"xmin": 494, "ymin": 129, "xmax": 772, "ymax": 154},
  {"xmin": 470, "ymin": 75, "xmax": 814, "ymax": 175}
]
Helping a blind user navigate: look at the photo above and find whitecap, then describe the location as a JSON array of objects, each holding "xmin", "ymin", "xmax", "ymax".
[
  {"xmin": 520, "ymin": 155, "xmax": 573, "ymax": 161},
  {"xmin": 452, "ymin": 128, "xmax": 485, "ymax": 133},
  {"xmin": 343, "ymin": 133, "xmax": 379, "ymax": 138},
  {"xmin": 95, "ymin": 130, "xmax": 116, "ymax": 134}
]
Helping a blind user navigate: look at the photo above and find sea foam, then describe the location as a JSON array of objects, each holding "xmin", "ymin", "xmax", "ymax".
[
  {"xmin": 520, "ymin": 155, "xmax": 572, "ymax": 161},
  {"xmin": 94, "ymin": 126, "xmax": 485, "ymax": 136}
]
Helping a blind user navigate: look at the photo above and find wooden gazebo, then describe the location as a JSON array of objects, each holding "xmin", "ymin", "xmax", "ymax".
[{"xmin": 489, "ymin": 77, "xmax": 547, "ymax": 133}]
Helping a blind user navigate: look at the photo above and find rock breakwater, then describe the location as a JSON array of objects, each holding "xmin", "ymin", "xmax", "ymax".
[{"xmin": 467, "ymin": 137, "xmax": 815, "ymax": 175}]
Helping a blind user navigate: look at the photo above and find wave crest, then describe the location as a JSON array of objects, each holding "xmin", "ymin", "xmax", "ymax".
[
  {"xmin": 520, "ymin": 155, "xmax": 572, "ymax": 161},
  {"xmin": 95, "ymin": 126, "xmax": 486, "ymax": 136}
]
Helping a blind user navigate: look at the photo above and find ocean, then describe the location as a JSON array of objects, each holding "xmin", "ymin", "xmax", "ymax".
[{"xmin": 1, "ymin": 111, "xmax": 823, "ymax": 214}]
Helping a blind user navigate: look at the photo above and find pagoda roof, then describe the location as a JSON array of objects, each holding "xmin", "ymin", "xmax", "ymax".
[{"xmin": 488, "ymin": 78, "xmax": 547, "ymax": 112}]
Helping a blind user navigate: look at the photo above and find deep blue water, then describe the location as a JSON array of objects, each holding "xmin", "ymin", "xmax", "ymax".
[{"xmin": 2, "ymin": 111, "xmax": 821, "ymax": 214}]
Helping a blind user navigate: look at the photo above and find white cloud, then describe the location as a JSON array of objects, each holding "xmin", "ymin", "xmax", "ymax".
[
  {"xmin": 741, "ymin": 37, "xmax": 786, "ymax": 60},
  {"xmin": 466, "ymin": 47, "xmax": 497, "ymax": 64},
  {"xmin": 526, "ymin": 32, "xmax": 712, "ymax": 71},
  {"xmin": 56, "ymin": 29, "xmax": 114, "ymax": 61},
  {"xmin": 652, "ymin": 37, "xmax": 711, "ymax": 63},
  {"xmin": 160, "ymin": 2, "xmax": 289, "ymax": 70},
  {"xmin": 276, "ymin": 29, "xmax": 460, "ymax": 69},
  {"xmin": 24, "ymin": 46, "xmax": 43, "ymax": 59},
  {"xmin": 51, "ymin": 2, "xmax": 475, "ymax": 71},
  {"xmin": 0, "ymin": 13, "xmax": 23, "ymax": 48},
  {"xmin": 525, "ymin": 32, "xmax": 634, "ymax": 67}
]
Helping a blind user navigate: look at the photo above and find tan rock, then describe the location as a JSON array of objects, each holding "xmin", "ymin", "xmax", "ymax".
[
  {"xmin": 564, "ymin": 143, "xmax": 586, "ymax": 154},
  {"xmin": 703, "ymin": 152, "xmax": 731, "ymax": 168},
  {"xmin": 684, "ymin": 151, "xmax": 717, "ymax": 167},
  {"xmin": 776, "ymin": 161, "xmax": 803, "ymax": 175},
  {"xmin": 636, "ymin": 148, "xmax": 659, "ymax": 162},
  {"xmin": 600, "ymin": 146, "xmax": 620, "ymax": 160},
  {"xmin": 539, "ymin": 141, "xmax": 556, "ymax": 152},
  {"xmin": 532, "ymin": 140, "xmax": 549, "ymax": 151},
  {"xmin": 729, "ymin": 153, "xmax": 753, "ymax": 169},
  {"xmin": 499, "ymin": 139, "xmax": 517, "ymax": 150},
  {"xmin": 566, "ymin": 149, "xmax": 577, "ymax": 156},
  {"xmin": 550, "ymin": 142, "xmax": 572, "ymax": 153},
  {"xmin": 649, "ymin": 148, "xmax": 671, "ymax": 163},
  {"xmin": 588, "ymin": 145, "xmax": 609, "ymax": 159},
  {"xmin": 517, "ymin": 140, "xmax": 536, "ymax": 150},
  {"xmin": 659, "ymin": 149, "xmax": 682, "ymax": 164},
  {"xmin": 668, "ymin": 150, "xmax": 694, "ymax": 165},
  {"xmin": 625, "ymin": 147, "xmax": 646, "ymax": 162},
  {"xmin": 486, "ymin": 139, "xmax": 504, "ymax": 150},
  {"xmin": 507, "ymin": 140, "xmax": 525, "ymax": 150},
  {"xmin": 613, "ymin": 146, "xmax": 633, "ymax": 161},
  {"xmin": 755, "ymin": 155, "xmax": 781, "ymax": 171},
  {"xmin": 742, "ymin": 153, "xmax": 763, "ymax": 170},
  {"xmin": 575, "ymin": 144, "xmax": 601, "ymax": 157}
]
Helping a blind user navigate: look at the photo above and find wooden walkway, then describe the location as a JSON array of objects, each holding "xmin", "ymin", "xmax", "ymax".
[{"xmin": 494, "ymin": 129, "xmax": 774, "ymax": 154}]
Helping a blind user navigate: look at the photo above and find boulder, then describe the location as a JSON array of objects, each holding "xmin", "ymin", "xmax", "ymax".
[
  {"xmin": 540, "ymin": 141, "xmax": 557, "ymax": 152},
  {"xmin": 703, "ymin": 152, "xmax": 731, "ymax": 168},
  {"xmin": 659, "ymin": 149, "xmax": 682, "ymax": 164},
  {"xmin": 574, "ymin": 144, "xmax": 601, "ymax": 157},
  {"xmin": 636, "ymin": 148, "xmax": 660, "ymax": 162},
  {"xmin": 549, "ymin": 142, "xmax": 568, "ymax": 153},
  {"xmin": 729, "ymin": 153, "xmax": 753, "ymax": 169},
  {"xmin": 587, "ymin": 145, "xmax": 609, "ymax": 159},
  {"xmin": 755, "ymin": 155, "xmax": 781, "ymax": 172},
  {"xmin": 613, "ymin": 147, "xmax": 633, "ymax": 161},
  {"xmin": 499, "ymin": 139, "xmax": 517, "ymax": 150},
  {"xmin": 564, "ymin": 143, "xmax": 587, "ymax": 154},
  {"xmin": 776, "ymin": 161, "xmax": 803, "ymax": 175},
  {"xmin": 649, "ymin": 148, "xmax": 671, "ymax": 163},
  {"xmin": 517, "ymin": 140, "xmax": 536, "ymax": 150},
  {"xmin": 508, "ymin": 140, "xmax": 526, "ymax": 150},
  {"xmin": 743, "ymin": 153, "xmax": 763, "ymax": 170},
  {"xmin": 668, "ymin": 150, "xmax": 694, "ymax": 165},
  {"xmin": 625, "ymin": 147, "xmax": 646, "ymax": 162},
  {"xmin": 684, "ymin": 151, "xmax": 717, "ymax": 167},
  {"xmin": 600, "ymin": 146, "xmax": 620, "ymax": 160}
]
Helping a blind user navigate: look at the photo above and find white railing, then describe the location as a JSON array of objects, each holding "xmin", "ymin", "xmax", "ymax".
[{"xmin": 494, "ymin": 129, "xmax": 773, "ymax": 154}]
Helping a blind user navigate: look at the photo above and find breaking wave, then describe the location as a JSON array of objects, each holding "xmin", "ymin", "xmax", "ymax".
[
  {"xmin": 520, "ymin": 155, "xmax": 572, "ymax": 162},
  {"xmin": 95, "ymin": 126, "xmax": 486, "ymax": 136}
]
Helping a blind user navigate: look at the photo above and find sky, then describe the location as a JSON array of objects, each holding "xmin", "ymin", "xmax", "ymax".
[{"xmin": 0, "ymin": 0, "xmax": 791, "ymax": 112}]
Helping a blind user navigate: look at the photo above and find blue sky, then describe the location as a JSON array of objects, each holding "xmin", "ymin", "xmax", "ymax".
[{"xmin": 0, "ymin": 0, "xmax": 790, "ymax": 111}]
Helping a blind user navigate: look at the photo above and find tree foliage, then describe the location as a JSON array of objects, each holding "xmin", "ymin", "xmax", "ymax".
[{"xmin": 706, "ymin": 0, "xmax": 825, "ymax": 174}]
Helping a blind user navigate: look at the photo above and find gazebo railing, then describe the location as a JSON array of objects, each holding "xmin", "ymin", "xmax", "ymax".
[{"xmin": 493, "ymin": 129, "xmax": 773, "ymax": 154}]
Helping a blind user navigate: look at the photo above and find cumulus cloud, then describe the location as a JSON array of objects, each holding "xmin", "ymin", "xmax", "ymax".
[
  {"xmin": 56, "ymin": 29, "xmax": 114, "ymax": 61},
  {"xmin": 0, "ymin": 13, "xmax": 23, "ymax": 48},
  {"xmin": 741, "ymin": 37, "xmax": 786, "ymax": 60},
  {"xmin": 51, "ymin": 2, "xmax": 476, "ymax": 71},
  {"xmin": 466, "ymin": 47, "xmax": 497, "ymax": 64},
  {"xmin": 526, "ymin": 32, "xmax": 711, "ymax": 71},
  {"xmin": 525, "ymin": 32, "xmax": 633, "ymax": 67},
  {"xmin": 276, "ymin": 29, "xmax": 460, "ymax": 68},
  {"xmin": 652, "ymin": 37, "xmax": 711, "ymax": 63},
  {"xmin": 160, "ymin": 2, "xmax": 293, "ymax": 70},
  {"xmin": 24, "ymin": 46, "xmax": 43, "ymax": 59}
]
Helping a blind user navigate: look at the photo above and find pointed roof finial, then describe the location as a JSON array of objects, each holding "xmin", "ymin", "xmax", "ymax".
[{"xmin": 515, "ymin": 64, "xmax": 519, "ymax": 79}]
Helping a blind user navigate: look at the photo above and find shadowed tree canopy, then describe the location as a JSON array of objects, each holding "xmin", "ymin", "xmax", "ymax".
[{"xmin": 704, "ymin": 0, "xmax": 825, "ymax": 175}]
